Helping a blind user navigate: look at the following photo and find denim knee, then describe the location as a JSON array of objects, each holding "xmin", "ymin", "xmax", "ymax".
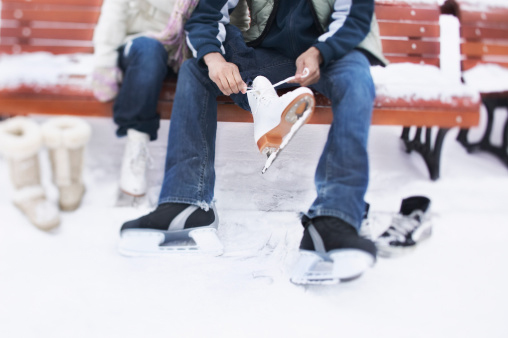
[
  {"xmin": 122, "ymin": 37, "xmax": 168, "ymax": 71},
  {"xmin": 330, "ymin": 68, "xmax": 374, "ymax": 103}
]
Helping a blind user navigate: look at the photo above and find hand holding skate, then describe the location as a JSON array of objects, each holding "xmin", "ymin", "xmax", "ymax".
[{"xmin": 204, "ymin": 52, "xmax": 247, "ymax": 95}]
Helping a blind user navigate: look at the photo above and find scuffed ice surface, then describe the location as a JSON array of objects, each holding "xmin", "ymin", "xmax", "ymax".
[{"xmin": 1, "ymin": 115, "xmax": 508, "ymax": 337}]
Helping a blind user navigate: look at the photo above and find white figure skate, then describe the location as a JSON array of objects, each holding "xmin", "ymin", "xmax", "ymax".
[{"xmin": 247, "ymin": 69, "xmax": 315, "ymax": 173}]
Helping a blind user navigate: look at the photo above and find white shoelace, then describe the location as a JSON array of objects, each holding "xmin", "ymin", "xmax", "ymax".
[
  {"xmin": 246, "ymin": 68, "xmax": 310, "ymax": 116},
  {"xmin": 246, "ymin": 68, "xmax": 310, "ymax": 93},
  {"xmin": 385, "ymin": 211, "xmax": 424, "ymax": 240}
]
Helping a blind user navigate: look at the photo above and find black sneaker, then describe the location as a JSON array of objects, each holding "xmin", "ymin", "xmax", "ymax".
[
  {"xmin": 376, "ymin": 196, "xmax": 431, "ymax": 257},
  {"xmin": 291, "ymin": 216, "xmax": 376, "ymax": 285},
  {"xmin": 119, "ymin": 203, "xmax": 222, "ymax": 256}
]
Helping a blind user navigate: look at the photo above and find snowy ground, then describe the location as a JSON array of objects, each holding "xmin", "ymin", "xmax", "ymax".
[
  {"xmin": 1, "ymin": 0, "xmax": 508, "ymax": 335},
  {"xmin": 1, "ymin": 111, "xmax": 508, "ymax": 338}
]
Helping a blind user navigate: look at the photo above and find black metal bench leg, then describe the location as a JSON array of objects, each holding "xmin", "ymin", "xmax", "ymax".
[
  {"xmin": 401, "ymin": 126, "xmax": 450, "ymax": 181},
  {"xmin": 457, "ymin": 97, "xmax": 508, "ymax": 167}
]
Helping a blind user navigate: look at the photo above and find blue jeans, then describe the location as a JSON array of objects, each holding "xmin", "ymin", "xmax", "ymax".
[
  {"xmin": 114, "ymin": 37, "xmax": 169, "ymax": 141},
  {"xmin": 159, "ymin": 25, "xmax": 375, "ymax": 230}
]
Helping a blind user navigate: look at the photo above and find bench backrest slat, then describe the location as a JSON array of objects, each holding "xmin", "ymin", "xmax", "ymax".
[
  {"xmin": 1, "ymin": 8, "xmax": 100, "ymax": 24},
  {"xmin": 459, "ymin": 9, "xmax": 508, "ymax": 26},
  {"xmin": 1, "ymin": 1, "xmax": 442, "ymax": 68},
  {"xmin": 2, "ymin": 0, "xmax": 103, "ymax": 6},
  {"xmin": 0, "ymin": 0, "xmax": 101, "ymax": 54},
  {"xmin": 448, "ymin": 1, "xmax": 508, "ymax": 71},
  {"xmin": 376, "ymin": 1, "xmax": 441, "ymax": 66}
]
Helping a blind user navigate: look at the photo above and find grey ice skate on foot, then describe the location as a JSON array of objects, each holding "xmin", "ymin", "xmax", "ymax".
[
  {"xmin": 119, "ymin": 203, "xmax": 223, "ymax": 256},
  {"xmin": 376, "ymin": 196, "xmax": 431, "ymax": 258},
  {"xmin": 291, "ymin": 216, "xmax": 376, "ymax": 285},
  {"xmin": 247, "ymin": 75, "xmax": 315, "ymax": 173}
]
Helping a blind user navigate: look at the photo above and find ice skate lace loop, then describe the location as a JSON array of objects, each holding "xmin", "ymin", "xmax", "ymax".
[
  {"xmin": 246, "ymin": 68, "xmax": 310, "ymax": 114},
  {"xmin": 386, "ymin": 211, "xmax": 424, "ymax": 239},
  {"xmin": 246, "ymin": 68, "xmax": 310, "ymax": 94}
]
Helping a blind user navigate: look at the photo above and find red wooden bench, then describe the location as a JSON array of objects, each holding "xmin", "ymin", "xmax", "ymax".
[
  {"xmin": 442, "ymin": 0, "xmax": 508, "ymax": 166},
  {"xmin": 0, "ymin": 0, "xmax": 481, "ymax": 180}
]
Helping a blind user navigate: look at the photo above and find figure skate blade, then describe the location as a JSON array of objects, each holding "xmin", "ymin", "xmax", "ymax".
[{"xmin": 261, "ymin": 102, "xmax": 314, "ymax": 174}]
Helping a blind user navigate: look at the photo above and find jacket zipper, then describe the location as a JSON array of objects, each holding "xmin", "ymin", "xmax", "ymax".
[{"xmin": 246, "ymin": 0, "xmax": 326, "ymax": 48}]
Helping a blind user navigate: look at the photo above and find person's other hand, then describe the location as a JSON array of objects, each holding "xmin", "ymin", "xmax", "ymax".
[
  {"xmin": 91, "ymin": 67, "xmax": 122, "ymax": 102},
  {"xmin": 290, "ymin": 47, "xmax": 322, "ymax": 87}
]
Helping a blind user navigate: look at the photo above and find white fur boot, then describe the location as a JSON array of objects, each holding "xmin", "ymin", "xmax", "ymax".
[
  {"xmin": 0, "ymin": 117, "xmax": 60, "ymax": 230},
  {"xmin": 41, "ymin": 116, "xmax": 92, "ymax": 211}
]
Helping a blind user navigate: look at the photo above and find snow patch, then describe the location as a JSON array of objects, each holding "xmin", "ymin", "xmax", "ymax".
[
  {"xmin": 371, "ymin": 63, "xmax": 479, "ymax": 101},
  {"xmin": 463, "ymin": 64, "xmax": 508, "ymax": 93},
  {"xmin": 0, "ymin": 52, "xmax": 93, "ymax": 90}
]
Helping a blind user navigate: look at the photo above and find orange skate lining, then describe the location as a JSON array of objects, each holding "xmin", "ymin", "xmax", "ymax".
[{"xmin": 256, "ymin": 93, "xmax": 315, "ymax": 152}]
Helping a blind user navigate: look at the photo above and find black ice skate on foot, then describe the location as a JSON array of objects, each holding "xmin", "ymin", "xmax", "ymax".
[
  {"xmin": 376, "ymin": 196, "xmax": 431, "ymax": 258},
  {"xmin": 119, "ymin": 203, "xmax": 223, "ymax": 256},
  {"xmin": 291, "ymin": 216, "xmax": 377, "ymax": 285}
]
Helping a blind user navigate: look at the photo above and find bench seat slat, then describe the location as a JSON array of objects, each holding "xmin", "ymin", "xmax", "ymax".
[
  {"xmin": 0, "ymin": 93, "xmax": 480, "ymax": 129},
  {"xmin": 0, "ymin": 45, "xmax": 94, "ymax": 54}
]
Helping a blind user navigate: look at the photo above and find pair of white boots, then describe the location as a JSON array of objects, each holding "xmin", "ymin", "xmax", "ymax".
[{"xmin": 0, "ymin": 116, "xmax": 91, "ymax": 231}]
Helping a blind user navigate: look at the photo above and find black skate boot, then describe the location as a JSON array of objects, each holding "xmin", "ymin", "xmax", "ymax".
[
  {"xmin": 376, "ymin": 196, "xmax": 431, "ymax": 258},
  {"xmin": 291, "ymin": 216, "xmax": 377, "ymax": 285},
  {"xmin": 119, "ymin": 203, "xmax": 223, "ymax": 256}
]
